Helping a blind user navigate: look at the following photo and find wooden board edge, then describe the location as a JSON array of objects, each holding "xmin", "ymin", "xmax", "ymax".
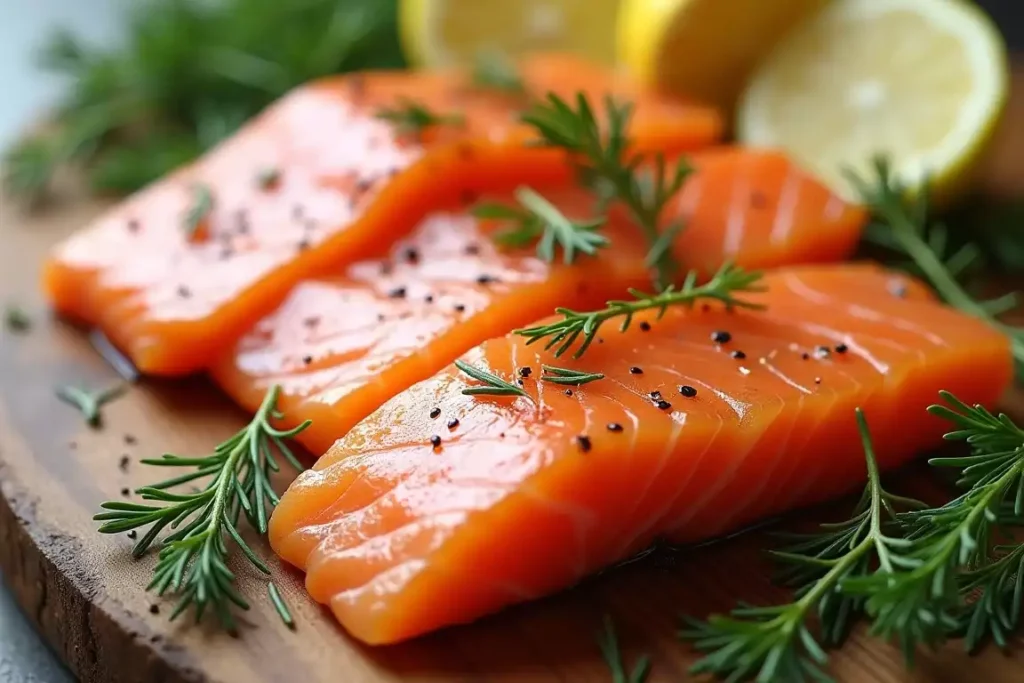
[{"xmin": 0, "ymin": 462, "xmax": 208, "ymax": 683}]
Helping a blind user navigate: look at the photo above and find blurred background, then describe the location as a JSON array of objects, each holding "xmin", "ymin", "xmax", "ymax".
[{"xmin": 0, "ymin": 0, "xmax": 1021, "ymax": 680}]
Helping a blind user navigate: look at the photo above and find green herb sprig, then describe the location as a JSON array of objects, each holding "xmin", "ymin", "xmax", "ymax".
[
  {"xmin": 842, "ymin": 392, "xmax": 1024, "ymax": 661},
  {"xmin": 455, "ymin": 359, "xmax": 531, "ymax": 400},
  {"xmin": 3, "ymin": 305, "xmax": 31, "ymax": 332},
  {"xmin": 94, "ymin": 385, "xmax": 309, "ymax": 631},
  {"xmin": 598, "ymin": 616, "xmax": 651, "ymax": 683},
  {"xmin": 848, "ymin": 158, "xmax": 1024, "ymax": 369},
  {"xmin": 3, "ymin": 0, "xmax": 405, "ymax": 202},
  {"xmin": 521, "ymin": 93, "xmax": 692, "ymax": 289},
  {"xmin": 471, "ymin": 51, "xmax": 526, "ymax": 95},
  {"xmin": 183, "ymin": 183, "xmax": 213, "ymax": 239},
  {"xmin": 517, "ymin": 262, "xmax": 764, "ymax": 358},
  {"xmin": 682, "ymin": 409, "xmax": 920, "ymax": 683},
  {"xmin": 375, "ymin": 100, "xmax": 465, "ymax": 138},
  {"xmin": 474, "ymin": 186, "xmax": 608, "ymax": 265},
  {"xmin": 56, "ymin": 383, "xmax": 126, "ymax": 427},
  {"xmin": 539, "ymin": 365, "xmax": 604, "ymax": 386}
]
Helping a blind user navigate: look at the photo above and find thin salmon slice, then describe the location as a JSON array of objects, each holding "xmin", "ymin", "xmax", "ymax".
[
  {"xmin": 211, "ymin": 149, "xmax": 864, "ymax": 453},
  {"xmin": 268, "ymin": 264, "xmax": 1011, "ymax": 645},
  {"xmin": 43, "ymin": 54, "xmax": 721, "ymax": 376}
]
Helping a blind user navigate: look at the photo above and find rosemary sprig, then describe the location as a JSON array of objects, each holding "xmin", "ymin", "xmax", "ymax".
[
  {"xmin": 183, "ymin": 183, "xmax": 213, "ymax": 240},
  {"xmin": 517, "ymin": 262, "xmax": 764, "ymax": 358},
  {"xmin": 539, "ymin": 365, "xmax": 604, "ymax": 386},
  {"xmin": 847, "ymin": 157, "xmax": 1024, "ymax": 368},
  {"xmin": 3, "ymin": 305, "xmax": 31, "ymax": 332},
  {"xmin": 682, "ymin": 409, "xmax": 918, "ymax": 683},
  {"xmin": 843, "ymin": 392, "xmax": 1024, "ymax": 661},
  {"xmin": 955, "ymin": 542, "xmax": 1024, "ymax": 653},
  {"xmin": 454, "ymin": 359, "xmax": 531, "ymax": 400},
  {"xmin": 598, "ymin": 616, "xmax": 651, "ymax": 683},
  {"xmin": 471, "ymin": 51, "xmax": 526, "ymax": 95},
  {"xmin": 56, "ymin": 383, "xmax": 126, "ymax": 427},
  {"xmin": 520, "ymin": 93, "xmax": 691, "ymax": 289},
  {"xmin": 93, "ymin": 385, "xmax": 310, "ymax": 631},
  {"xmin": 474, "ymin": 186, "xmax": 608, "ymax": 264},
  {"xmin": 375, "ymin": 100, "xmax": 465, "ymax": 137}
]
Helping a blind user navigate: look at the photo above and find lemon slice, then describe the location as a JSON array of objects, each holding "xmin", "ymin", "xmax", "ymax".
[
  {"xmin": 736, "ymin": 0, "xmax": 1009, "ymax": 202},
  {"xmin": 617, "ymin": 0, "xmax": 826, "ymax": 108},
  {"xmin": 399, "ymin": 0, "xmax": 621, "ymax": 68}
]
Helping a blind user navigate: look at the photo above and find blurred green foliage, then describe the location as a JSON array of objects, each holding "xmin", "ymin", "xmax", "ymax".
[{"xmin": 3, "ymin": 0, "xmax": 405, "ymax": 202}]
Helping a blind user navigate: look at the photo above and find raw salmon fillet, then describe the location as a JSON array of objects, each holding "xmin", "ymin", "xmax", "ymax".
[
  {"xmin": 43, "ymin": 55, "xmax": 721, "ymax": 376},
  {"xmin": 269, "ymin": 264, "xmax": 1011, "ymax": 645},
  {"xmin": 212, "ymin": 149, "xmax": 864, "ymax": 453}
]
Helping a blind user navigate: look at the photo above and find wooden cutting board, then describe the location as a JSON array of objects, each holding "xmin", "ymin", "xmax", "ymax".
[{"xmin": 2, "ymin": 69, "xmax": 1024, "ymax": 683}]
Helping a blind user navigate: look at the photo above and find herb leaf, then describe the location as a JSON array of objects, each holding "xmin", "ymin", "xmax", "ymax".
[
  {"xmin": 93, "ymin": 385, "xmax": 310, "ymax": 631},
  {"xmin": 375, "ymin": 99, "xmax": 464, "ymax": 137},
  {"xmin": 598, "ymin": 616, "xmax": 651, "ymax": 683},
  {"xmin": 847, "ymin": 157, "xmax": 1024, "ymax": 370},
  {"xmin": 471, "ymin": 51, "xmax": 526, "ymax": 95},
  {"xmin": 516, "ymin": 262, "xmax": 764, "ymax": 358},
  {"xmin": 477, "ymin": 186, "xmax": 608, "ymax": 264},
  {"xmin": 183, "ymin": 184, "xmax": 213, "ymax": 240},
  {"xmin": 56, "ymin": 383, "xmax": 126, "ymax": 427},
  {"xmin": 520, "ymin": 93, "xmax": 691, "ymax": 289},
  {"xmin": 682, "ymin": 409, "xmax": 920, "ymax": 683},
  {"xmin": 454, "ymin": 359, "xmax": 531, "ymax": 400},
  {"xmin": 539, "ymin": 365, "xmax": 604, "ymax": 386},
  {"xmin": 3, "ymin": 305, "xmax": 31, "ymax": 333}
]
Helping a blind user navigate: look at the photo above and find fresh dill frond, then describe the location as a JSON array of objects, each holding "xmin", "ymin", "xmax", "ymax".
[
  {"xmin": 56, "ymin": 383, "xmax": 126, "ymax": 427},
  {"xmin": 474, "ymin": 186, "xmax": 608, "ymax": 264},
  {"xmin": 843, "ymin": 392, "xmax": 1024, "ymax": 662},
  {"xmin": 93, "ymin": 385, "xmax": 309, "ymax": 632},
  {"xmin": 375, "ymin": 99, "xmax": 465, "ymax": 137},
  {"xmin": 847, "ymin": 157, "xmax": 1024, "ymax": 370},
  {"xmin": 520, "ymin": 92, "xmax": 692, "ymax": 289},
  {"xmin": 682, "ymin": 409, "xmax": 920, "ymax": 683},
  {"xmin": 454, "ymin": 359, "xmax": 532, "ymax": 400},
  {"xmin": 598, "ymin": 616, "xmax": 651, "ymax": 683},
  {"xmin": 516, "ymin": 262, "xmax": 764, "ymax": 358}
]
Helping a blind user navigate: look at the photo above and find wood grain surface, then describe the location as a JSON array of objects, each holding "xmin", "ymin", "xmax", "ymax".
[{"xmin": 1, "ymin": 67, "xmax": 1024, "ymax": 683}]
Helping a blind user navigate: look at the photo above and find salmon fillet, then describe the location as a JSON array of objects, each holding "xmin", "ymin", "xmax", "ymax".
[
  {"xmin": 211, "ymin": 149, "xmax": 865, "ymax": 453},
  {"xmin": 43, "ymin": 55, "xmax": 721, "ymax": 376},
  {"xmin": 268, "ymin": 264, "xmax": 1011, "ymax": 645}
]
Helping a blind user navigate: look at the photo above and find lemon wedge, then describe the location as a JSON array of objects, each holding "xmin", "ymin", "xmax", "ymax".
[
  {"xmin": 736, "ymin": 0, "xmax": 1009, "ymax": 202},
  {"xmin": 399, "ymin": 0, "xmax": 621, "ymax": 68},
  {"xmin": 617, "ymin": 0, "xmax": 826, "ymax": 108}
]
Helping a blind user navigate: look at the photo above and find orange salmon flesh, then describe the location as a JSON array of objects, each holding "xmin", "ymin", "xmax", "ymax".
[
  {"xmin": 268, "ymin": 264, "xmax": 1011, "ymax": 645},
  {"xmin": 42, "ymin": 55, "xmax": 722, "ymax": 376},
  {"xmin": 212, "ymin": 149, "xmax": 864, "ymax": 454}
]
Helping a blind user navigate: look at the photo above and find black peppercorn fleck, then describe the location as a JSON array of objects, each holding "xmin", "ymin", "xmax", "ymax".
[
  {"xmin": 119, "ymin": 455, "xmax": 130, "ymax": 471},
  {"xmin": 447, "ymin": 418, "xmax": 459, "ymax": 429},
  {"xmin": 464, "ymin": 244, "xmax": 480, "ymax": 255},
  {"xmin": 430, "ymin": 435, "xmax": 442, "ymax": 448},
  {"xmin": 711, "ymin": 331, "xmax": 732, "ymax": 343},
  {"xmin": 149, "ymin": 605, "xmax": 160, "ymax": 615},
  {"xmin": 565, "ymin": 389, "xmax": 573, "ymax": 397},
  {"xmin": 127, "ymin": 530, "xmax": 137, "ymax": 540},
  {"xmin": 429, "ymin": 407, "xmax": 441, "ymax": 419},
  {"xmin": 388, "ymin": 286, "xmax": 407, "ymax": 299},
  {"xmin": 835, "ymin": 343, "xmax": 848, "ymax": 354},
  {"xmin": 124, "ymin": 434, "xmax": 137, "ymax": 445},
  {"xmin": 476, "ymin": 274, "xmax": 497, "ymax": 285},
  {"xmin": 404, "ymin": 248, "xmax": 420, "ymax": 263},
  {"xmin": 454, "ymin": 303, "xmax": 466, "ymax": 312},
  {"xmin": 576, "ymin": 435, "xmax": 592, "ymax": 452},
  {"xmin": 607, "ymin": 422, "xmax": 623, "ymax": 432},
  {"xmin": 801, "ymin": 352, "xmax": 810, "ymax": 360},
  {"xmin": 302, "ymin": 355, "xmax": 312, "ymax": 365},
  {"xmin": 177, "ymin": 285, "xmax": 191, "ymax": 299},
  {"xmin": 814, "ymin": 377, "xmax": 822, "ymax": 384},
  {"xmin": 639, "ymin": 321, "xmax": 651, "ymax": 331},
  {"xmin": 629, "ymin": 366, "xmax": 643, "ymax": 375},
  {"xmin": 656, "ymin": 400, "xmax": 672, "ymax": 410},
  {"xmin": 121, "ymin": 488, "xmax": 131, "ymax": 497},
  {"xmin": 679, "ymin": 385, "xmax": 698, "ymax": 398},
  {"xmin": 424, "ymin": 294, "xmax": 434, "ymax": 303},
  {"xmin": 519, "ymin": 366, "xmax": 532, "ymax": 377},
  {"xmin": 731, "ymin": 350, "xmax": 747, "ymax": 360},
  {"xmin": 650, "ymin": 390, "xmax": 661, "ymax": 399}
]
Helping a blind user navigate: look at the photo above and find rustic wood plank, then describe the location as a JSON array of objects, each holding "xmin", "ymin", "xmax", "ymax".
[{"xmin": 0, "ymin": 65, "xmax": 1023, "ymax": 683}]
